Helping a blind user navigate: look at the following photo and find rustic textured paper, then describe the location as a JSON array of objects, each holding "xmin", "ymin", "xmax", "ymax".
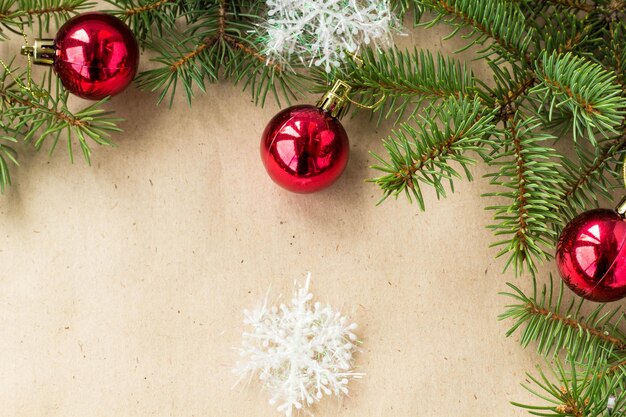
[{"xmin": 0, "ymin": 21, "xmax": 556, "ymax": 417}]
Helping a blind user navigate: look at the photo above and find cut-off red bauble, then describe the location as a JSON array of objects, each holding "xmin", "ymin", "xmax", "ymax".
[
  {"xmin": 260, "ymin": 104, "xmax": 349, "ymax": 193},
  {"xmin": 23, "ymin": 13, "xmax": 139, "ymax": 100},
  {"xmin": 556, "ymin": 208, "xmax": 626, "ymax": 302}
]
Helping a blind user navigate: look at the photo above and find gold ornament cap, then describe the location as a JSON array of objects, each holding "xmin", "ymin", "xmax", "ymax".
[
  {"xmin": 21, "ymin": 39, "xmax": 56, "ymax": 65},
  {"xmin": 317, "ymin": 79, "xmax": 352, "ymax": 119}
]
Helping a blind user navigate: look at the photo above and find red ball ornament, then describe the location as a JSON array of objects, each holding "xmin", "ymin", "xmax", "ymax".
[
  {"xmin": 23, "ymin": 13, "xmax": 139, "ymax": 100},
  {"xmin": 261, "ymin": 104, "xmax": 349, "ymax": 193},
  {"xmin": 556, "ymin": 208, "xmax": 626, "ymax": 302}
]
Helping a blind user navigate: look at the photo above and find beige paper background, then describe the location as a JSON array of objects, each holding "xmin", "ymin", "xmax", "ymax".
[{"xmin": 0, "ymin": 19, "xmax": 571, "ymax": 417}]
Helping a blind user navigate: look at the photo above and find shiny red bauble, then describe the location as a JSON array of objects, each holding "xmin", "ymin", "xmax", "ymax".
[
  {"xmin": 260, "ymin": 105, "xmax": 349, "ymax": 193},
  {"xmin": 556, "ymin": 209, "xmax": 626, "ymax": 302},
  {"xmin": 54, "ymin": 13, "xmax": 139, "ymax": 99}
]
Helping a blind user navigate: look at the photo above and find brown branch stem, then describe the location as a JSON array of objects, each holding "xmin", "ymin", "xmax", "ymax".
[
  {"xmin": 25, "ymin": 5, "xmax": 78, "ymax": 15},
  {"xmin": 543, "ymin": 77, "xmax": 599, "ymax": 115},
  {"xmin": 435, "ymin": 0, "xmax": 530, "ymax": 64},
  {"xmin": 556, "ymin": 387, "xmax": 586, "ymax": 417},
  {"xmin": 509, "ymin": 117, "xmax": 530, "ymax": 255},
  {"xmin": 169, "ymin": 0, "xmax": 280, "ymax": 72},
  {"xmin": 527, "ymin": 303, "xmax": 626, "ymax": 351},
  {"xmin": 392, "ymin": 116, "xmax": 482, "ymax": 188},
  {"xmin": 124, "ymin": 0, "xmax": 174, "ymax": 16},
  {"xmin": 607, "ymin": 358, "xmax": 626, "ymax": 375},
  {"xmin": 548, "ymin": 0, "xmax": 593, "ymax": 13},
  {"xmin": 1, "ymin": 92, "xmax": 87, "ymax": 127},
  {"xmin": 561, "ymin": 139, "xmax": 625, "ymax": 204}
]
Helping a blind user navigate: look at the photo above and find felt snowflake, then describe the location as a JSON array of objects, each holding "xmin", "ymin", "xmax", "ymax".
[
  {"xmin": 234, "ymin": 274, "xmax": 362, "ymax": 417},
  {"xmin": 262, "ymin": 0, "xmax": 397, "ymax": 72}
]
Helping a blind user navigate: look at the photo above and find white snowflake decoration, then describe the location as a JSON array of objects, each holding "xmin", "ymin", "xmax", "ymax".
[
  {"xmin": 234, "ymin": 274, "xmax": 362, "ymax": 417},
  {"xmin": 262, "ymin": 0, "xmax": 397, "ymax": 72}
]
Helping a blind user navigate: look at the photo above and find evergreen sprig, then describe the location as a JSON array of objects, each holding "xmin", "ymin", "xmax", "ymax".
[
  {"xmin": 484, "ymin": 116, "xmax": 565, "ymax": 274},
  {"xmin": 106, "ymin": 0, "xmax": 186, "ymax": 43},
  {"xmin": 370, "ymin": 96, "xmax": 495, "ymax": 207},
  {"xmin": 3, "ymin": 71, "xmax": 121, "ymax": 163},
  {"xmin": 134, "ymin": 0, "xmax": 302, "ymax": 106},
  {"xmin": 513, "ymin": 358, "xmax": 625, "ymax": 417},
  {"xmin": 501, "ymin": 278, "xmax": 626, "ymax": 360},
  {"xmin": 559, "ymin": 139, "xmax": 626, "ymax": 223},
  {"xmin": 19, "ymin": 0, "xmax": 94, "ymax": 35},
  {"xmin": 501, "ymin": 277, "xmax": 626, "ymax": 416},
  {"xmin": 531, "ymin": 51, "xmax": 626, "ymax": 143},
  {"xmin": 419, "ymin": 0, "xmax": 535, "ymax": 64}
]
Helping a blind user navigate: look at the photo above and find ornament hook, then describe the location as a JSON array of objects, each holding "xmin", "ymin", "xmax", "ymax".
[
  {"xmin": 317, "ymin": 79, "xmax": 386, "ymax": 118},
  {"xmin": 0, "ymin": 30, "xmax": 50, "ymax": 99},
  {"xmin": 345, "ymin": 91, "xmax": 387, "ymax": 110}
]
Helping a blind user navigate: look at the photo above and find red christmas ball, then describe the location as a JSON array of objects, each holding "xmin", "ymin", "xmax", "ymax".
[
  {"xmin": 556, "ymin": 208, "xmax": 626, "ymax": 302},
  {"xmin": 54, "ymin": 13, "xmax": 139, "ymax": 100},
  {"xmin": 260, "ymin": 105, "xmax": 349, "ymax": 193}
]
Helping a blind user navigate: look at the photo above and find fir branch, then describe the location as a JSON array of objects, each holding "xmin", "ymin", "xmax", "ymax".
[
  {"xmin": 503, "ymin": 278, "xmax": 626, "ymax": 415},
  {"xmin": 2, "ymin": 72, "xmax": 121, "ymax": 164},
  {"xmin": 222, "ymin": 36, "xmax": 304, "ymax": 106},
  {"xmin": 480, "ymin": 67, "xmax": 536, "ymax": 121},
  {"xmin": 136, "ymin": 30, "xmax": 216, "ymax": 105},
  {"xmin": 559, "ymin": 138, "xmax": 625, "ymax": 222},
  {"xmin": 420, "ymin": 0, "xmax": 534, "ymax": 64},
  {"xmin": 369, "ymin": 96, "xmax": 495, "ymax": 208},
  {"xmin": 136, "ymin": 0, "xmax": 300, "ymax": 106},
  {"xmin": 225, "ymin": 35, "xmax": 281, "ymax": 71},
  {"xmin": 315, "ymin": 47, "xmax": 475, "ymax": 124},
  {"xmin": 545, "ymin": 0, "xmax": 594, "ymax": 12},
  {"xmin": 484, "ymin": 115, "xmax": 565, "ymax": 275},
  {"xmin": 19, "ymin": 0, "xmax": 93, "ymax": 35},
  {"xmin": 559, "ymin": 24, "xmax": 598, "ymax": 55},
  {"xmin": 107, "ymin": 0, "xmax": 181, "ymax": 42},
  {"xmin": 531, "ymin": 51, "xmax": 626, "ymax": 143},
  {"xmin": 532, "ymin": 12, "xmax": 599, "ymax": 57},
  {"xmin": 22, "ymin": 0, "xmax": 88, "ymax": 16},
  {"xmin": 512, "ymin": 359, "xmax": 623, "ymax": 417},
  {"xmin": 498, "ymin": 73, "xmax": 536, "ymax": 110},
  {"xmin": 124, "ymin": 0, "xmax": 172, "ymax": 15},
  {"xmin": 500, "ymin": 278, "xmax": 626, "ymax": 359}
]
